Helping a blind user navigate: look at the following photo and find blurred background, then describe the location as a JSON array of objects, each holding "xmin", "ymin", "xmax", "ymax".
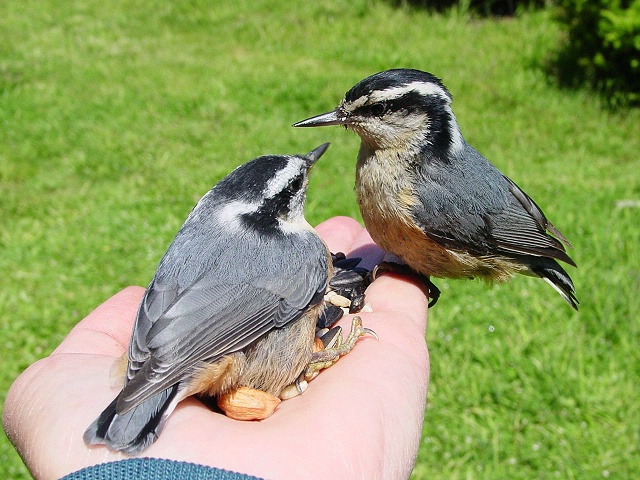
[{"xmin": 1, "ymin": 0, "xmax": 638, "ymax": 478}]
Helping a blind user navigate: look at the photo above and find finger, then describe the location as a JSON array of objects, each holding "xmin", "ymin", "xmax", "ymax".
[
  {"xmin": 363, "ymin": 274, "xmax": 429, "ymax": 333},
  {"xmin": 345, "ymin": 227, "xmax": 386, "ymax": 271},
  {"xmin": 316, "ymin": 216, "xmax": 386, "ymax": 268},
  {"xmin": 315, "ymin": 216, "xmax": 363, "ymax": 254},
  {"xmin": 51, "ymin": 286, "xmax": 145, "ymax": 357}
]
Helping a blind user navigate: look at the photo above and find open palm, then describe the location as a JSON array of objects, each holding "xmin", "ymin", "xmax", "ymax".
[{"xmin": 3, "ymin": 216, "xmax": 430, "ymax": 480}]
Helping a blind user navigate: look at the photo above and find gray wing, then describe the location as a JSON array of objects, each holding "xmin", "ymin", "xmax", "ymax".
[
  {"xmin": 488, "ymin": 175, "xmax": 575, "ymax": 265},
  {"xmin": 414, "ymin": 144, "xmax": 574, "ymax": 265},
  {"xmin": 119, "ymin": 227, "xmax": 328, "ymax": 412}
]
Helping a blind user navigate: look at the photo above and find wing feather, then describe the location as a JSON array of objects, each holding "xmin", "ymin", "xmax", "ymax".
[
  {"xmin": 118, "ymin": 221, "xmax": 328, "ymax": 414},
  {"xmin": 414, "ymin": 144, "xmax": 574, "ymax": 266}
]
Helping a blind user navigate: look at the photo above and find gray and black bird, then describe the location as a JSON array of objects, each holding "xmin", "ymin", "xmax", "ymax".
[
  {"xmin": 294, "ymin": 69, "xmax": 578, "ymax": 309},
  {"xmin": 84, "ymin": 143, "xmax": 370, "ymax": 455}
]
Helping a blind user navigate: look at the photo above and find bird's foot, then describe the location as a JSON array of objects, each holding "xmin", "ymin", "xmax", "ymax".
[
  {"xmin": 217, "ymin": 386, "xmax": 281, "ymax": 421},
  {"xmin": 305, "ymin": 316, "xmax": 377, "ymax": 380},
  {"xmin": 372, "ymin": 261, "xmax": 441, "ymax": 308},
  {"xmin": 426, "ymin": 280, "xmax": 441, "ymax": 307},
  {"xmin": 279, "ymin": 316, "xmax": 377, "ymax": 400},
  {"xmin": 319, "ymin": 252, "xmax": 371, "ymax": 326}
]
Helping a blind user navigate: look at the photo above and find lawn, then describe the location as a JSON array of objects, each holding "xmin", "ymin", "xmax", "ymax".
[{"xmin": 1, "ymin": 0, "xmax": 639, "ymax": 478}]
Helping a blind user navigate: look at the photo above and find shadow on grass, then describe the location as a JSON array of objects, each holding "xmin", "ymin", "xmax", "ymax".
[
  {"xmin": 543, "ymin": 42, "xmax": 640, "ymax": 109},
  {"xmin": 383, "ymin": 0, "xmax": 547, "ymax": 17}
]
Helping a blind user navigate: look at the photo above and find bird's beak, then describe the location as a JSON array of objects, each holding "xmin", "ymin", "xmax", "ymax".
[
  {"xmin": 304, "ymin": 142, "xmax": 330, "ymax": 167},
  {"xmin": 293, "ymin": 109, "xmax": 346, "ymax": 128}
]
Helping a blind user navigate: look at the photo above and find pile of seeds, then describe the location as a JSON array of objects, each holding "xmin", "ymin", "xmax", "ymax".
[{"xmin": 317, "ymin": 252, "xmax": 372, "ymax": 330}]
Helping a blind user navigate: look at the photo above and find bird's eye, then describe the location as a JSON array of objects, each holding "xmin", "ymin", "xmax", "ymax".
[
  {"xmin": 290, "ymin": 176, "xmax": 304, "ymax": 191},
  {"xmin": 369, "ymin": 103, "xmax": 386, "ymax": 116}
]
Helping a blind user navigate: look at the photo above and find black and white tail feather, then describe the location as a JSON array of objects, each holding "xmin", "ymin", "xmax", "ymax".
[{"xmin": 84, "ymin": 386, "xmax": 179, "ymax": 455}]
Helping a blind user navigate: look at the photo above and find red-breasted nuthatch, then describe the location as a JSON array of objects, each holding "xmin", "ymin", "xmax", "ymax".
[
  {"xmin": 84, "ymin": 143, "xmax": 371, "ymax": 455},
  {"xmin": 294, "ymin": 69, "xmax": 578, "ymax": 309}
]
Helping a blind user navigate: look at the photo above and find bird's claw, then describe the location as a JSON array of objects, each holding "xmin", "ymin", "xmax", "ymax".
[
  {"xmin": 425, "ymin": 279, "xmax": 441, "ymax": 308},
  {"xmin": 280, "ymin": 316, "xmax": 376, "ymax": 400},
  {"xmin": 372, "ymin": 261, "xmax": 441, "ymax": 308},
  {"xmin": 304, "ymin": 316, "xmax": 376, "ymax": 380}
]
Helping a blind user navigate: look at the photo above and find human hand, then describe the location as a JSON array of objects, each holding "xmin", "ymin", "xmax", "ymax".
[{"xmin": 3, "ymin": 216, "xmax": 429, "ymax": 480}]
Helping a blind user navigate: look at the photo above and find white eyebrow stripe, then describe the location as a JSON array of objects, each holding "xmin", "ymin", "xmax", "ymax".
[
  {"xmin": 213, "ymin": 200, "xmax": 259, "ymax": 231},
  {"xmin": 264, "ymin": 157, "xmax": 301, "ymax": 198},
  {"xmin": 448, "ymin": 119, "xmax": 465, "ymax": 155},
  {"xmin": 369, "ymin": 81, "xmax": 451, "ymax": 104},
  {"xmin": 218, "ymin": 199, "xmax": 258, "ymax": 219},
  {"xmin": 345, "ymin": 95, "xmax": 369, "ymax": 110}
]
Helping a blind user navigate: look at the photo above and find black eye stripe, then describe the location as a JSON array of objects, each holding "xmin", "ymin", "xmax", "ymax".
[
  {"xmin": 290, "ymin": 175, "xmax": 304, "ymax": 191},
  {"xmin": 352, "ymin": 90, "xmax": 435, "ymax": 117},
  {"xmin": 353, "ymin": 100, "xmax": 403, "ymax": 117},
  {"xmin": 370, "ymin": 103, "xmax": 386, "ymax": 116}
]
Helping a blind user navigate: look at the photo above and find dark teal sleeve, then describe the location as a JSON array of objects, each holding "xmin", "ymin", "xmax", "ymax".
[{"xmin": 59, "ymin": 458, "xmax": 264, "ymax": 480}]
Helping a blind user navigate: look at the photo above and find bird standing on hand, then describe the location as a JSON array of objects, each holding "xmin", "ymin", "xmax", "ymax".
[
  {"xmin": 294, "ymin": 69, "xmax": 578, "ymax": 309},
  {"xmin": 84, "ymin": 143, "xmax": 372, "ymax": 455}
]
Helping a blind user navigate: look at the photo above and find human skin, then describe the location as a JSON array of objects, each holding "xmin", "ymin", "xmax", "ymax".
[{"xmin": 3, "ymin": 216, "xmax": 430, "ymax": 480}]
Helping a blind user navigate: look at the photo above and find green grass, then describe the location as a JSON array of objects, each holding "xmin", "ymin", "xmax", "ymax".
[{"xmin": 1, "ymin": 1, "xmax": 639, "ymax": 478}]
